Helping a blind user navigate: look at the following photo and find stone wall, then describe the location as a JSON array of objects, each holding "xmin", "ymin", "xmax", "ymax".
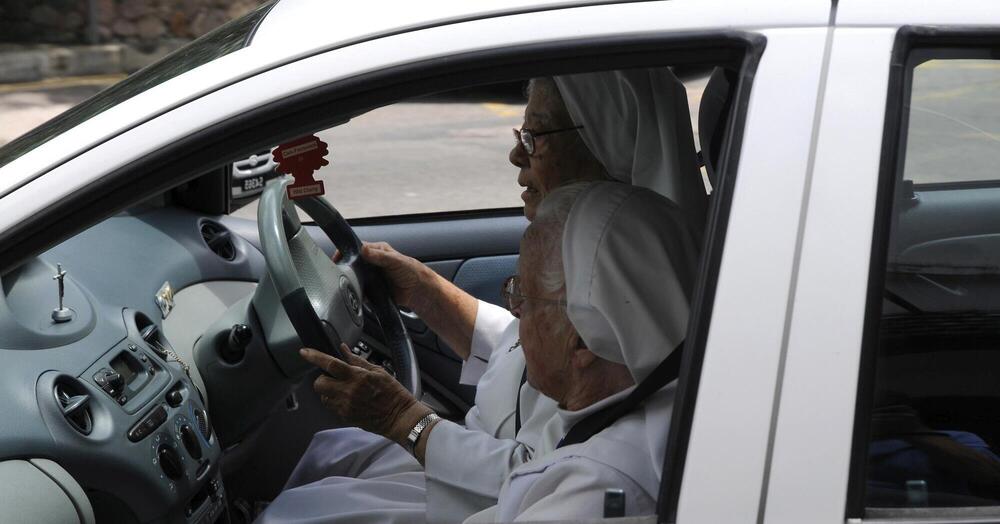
[{"xmin": 1, "ymin": 0, "xmax": 267, "ymax": 48}]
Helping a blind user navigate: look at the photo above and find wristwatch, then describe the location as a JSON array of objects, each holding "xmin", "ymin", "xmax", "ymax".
[{"xmin": 406, "ymin": 412, "xmax": 441, "ymax": 453}]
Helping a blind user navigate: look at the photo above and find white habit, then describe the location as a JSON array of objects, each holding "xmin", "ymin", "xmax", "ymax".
[{"xmin": 469, "ymin": 181, "xmax": 697, "ymax": 522}]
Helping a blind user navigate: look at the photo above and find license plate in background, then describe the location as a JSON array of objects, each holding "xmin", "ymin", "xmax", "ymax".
[{"xmin": 243, "ymin": 176, "xmax": 265, "ymax": 192}]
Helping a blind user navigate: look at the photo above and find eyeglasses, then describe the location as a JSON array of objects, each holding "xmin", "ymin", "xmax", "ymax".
[
  {"xmin": 513, "ymin": 125, "xmax": 584, "ymax": 156},
  {"xmin": 500, "ymin": 275, "xmax": 567, "ymax": 314}
]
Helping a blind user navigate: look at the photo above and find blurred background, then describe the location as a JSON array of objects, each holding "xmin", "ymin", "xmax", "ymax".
[{"xmin": 1, "ymin": 0, "xmax": 267, "ymax": 147}]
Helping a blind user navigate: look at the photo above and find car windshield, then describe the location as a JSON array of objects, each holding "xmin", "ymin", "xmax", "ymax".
[{"xmin": 0, "ymin": 1, "xmax": 275, "ymax": 171}]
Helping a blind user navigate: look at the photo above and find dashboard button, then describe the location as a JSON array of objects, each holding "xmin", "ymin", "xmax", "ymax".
[
  {"xmin": 180, "ymin": 425, "xmax": 202, "ymax": 460},
  {"xmin": 157, "ymin": 445, "xmax": 183, "ymax": 480},
  {"xmin": 166, "ymin": 389, "xmax": 183, "ymax": 408},
  {"xmin": 128, "ymin": 406, "xmax": 167, "ymax": 442},
  {"xmin": 107, "ymin": 372, "xmax": 124, "ymax": 392}
]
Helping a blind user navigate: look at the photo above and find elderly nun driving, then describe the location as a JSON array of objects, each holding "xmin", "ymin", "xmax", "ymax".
[{"xmin": 461, "ymin": 179, "xmax": 699, "ymax": 521}]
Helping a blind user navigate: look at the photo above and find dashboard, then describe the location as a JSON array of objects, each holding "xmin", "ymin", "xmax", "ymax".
[
  {"xmin": 0, "ymin": 201, "xmax": 499, "ymax": 522},
  {"xmin": 0, "ymin": 206, "xmax": 266, "ymax": 523}
]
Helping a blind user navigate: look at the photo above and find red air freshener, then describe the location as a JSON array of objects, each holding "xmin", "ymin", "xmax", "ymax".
[{"xmin": 273, "ymin": 135, "xmax": 329, "ymax": 199}]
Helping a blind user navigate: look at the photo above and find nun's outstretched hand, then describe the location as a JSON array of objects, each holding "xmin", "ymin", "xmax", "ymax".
[{"xmin": 301, "ymin": 345, "xmax": 433, "ymax": 445}]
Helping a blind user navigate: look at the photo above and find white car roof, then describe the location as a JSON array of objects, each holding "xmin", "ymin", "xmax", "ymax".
[{"xmin": 251, "ymin": 0, "xmax": 634, "ymax": 61}]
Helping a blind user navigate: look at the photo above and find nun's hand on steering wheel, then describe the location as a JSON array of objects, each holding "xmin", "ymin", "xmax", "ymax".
[
  {"xmin": 360, "ymin": 242, "xmax": 437, "ymax": 313},
  {"xmin": 301, "ymin": 346, "xmax": 433, "ymax": 444}
]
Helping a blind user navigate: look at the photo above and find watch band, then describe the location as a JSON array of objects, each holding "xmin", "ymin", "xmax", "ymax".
[{"xmin": 406, "ymin": 412, "xmax": 441, "ymax": 453}]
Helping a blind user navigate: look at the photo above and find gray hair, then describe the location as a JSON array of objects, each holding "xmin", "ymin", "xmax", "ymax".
[
  {"xmin": 526, "ymin": 77, "xmax": 576, "ymax": 131},
  {"xmin": 525, "ymin": 182, "xmax": 594, "ymax": 296}
]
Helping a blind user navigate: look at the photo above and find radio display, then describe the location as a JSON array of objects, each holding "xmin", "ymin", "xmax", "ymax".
[{"xmin": 111, "ymin": 353, "xmax": 140, "ymax": 385}]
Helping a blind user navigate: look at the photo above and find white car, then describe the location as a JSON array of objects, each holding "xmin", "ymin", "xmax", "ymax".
[{"xmin": 1, "ymin": 0, "xmax": 999, "ymax": 522}]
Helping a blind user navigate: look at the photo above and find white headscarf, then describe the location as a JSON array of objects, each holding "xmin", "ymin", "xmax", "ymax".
[
  {"xmin": 562, "ymin": 181, "xmax": 698, "ymax": 384},
  {"xmin": 518, "ymin": 180, "xmax": 698, "ymax": 488},
  {"xmin": 554, "ymin": 69, "xmax": 706, "ymax": 241}
]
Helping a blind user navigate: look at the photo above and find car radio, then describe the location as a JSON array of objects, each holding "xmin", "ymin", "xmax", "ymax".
[{"xmin": 87, "ymin": 339, "xmax": 170, "ymax": 412}]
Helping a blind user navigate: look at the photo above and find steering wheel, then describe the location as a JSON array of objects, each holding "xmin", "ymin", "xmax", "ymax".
[{"xmin": 257, "ymin": 176, "xmax": 421, "ymax": 396}]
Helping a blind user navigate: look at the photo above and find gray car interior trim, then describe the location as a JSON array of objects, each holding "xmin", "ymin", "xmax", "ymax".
[
  {"xmin": 193, "ymin": 294, "xmax": 292, "ymax": 446},
  {"xmin": 222, "ymin": 212, "xmax": 528, "ymax": 262},
  {"xmin": 29, "ymin": 458, "xmax": 97, "ymax": 524},
  {"xmin": 451, "ymin": 255, "xmax": 519, "ymax": 309},
  {"xmin": 0, "ymin": 460, "xmax": 87, "ymax": 524},
  {"xmin": 161, "ymin": 280, "xmax": 259, "ymax": 408}
]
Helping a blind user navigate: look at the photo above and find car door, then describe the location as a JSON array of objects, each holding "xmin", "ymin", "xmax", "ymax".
[{"xmin": 757, "ymin": 2, "xmax": 1000, "ymax": 523}]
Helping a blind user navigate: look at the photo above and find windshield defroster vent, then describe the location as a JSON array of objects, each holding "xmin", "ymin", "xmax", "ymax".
[
  {"xmin": 200, "ymin": 221, "xmax": 236, "ymax": 261},
  {"xmin": 54, "ymin": 380, "xmax": 93, "ymax": 435}
]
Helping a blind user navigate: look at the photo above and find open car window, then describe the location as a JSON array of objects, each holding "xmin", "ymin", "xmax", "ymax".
[
  {"xmin": 230, "ymin": 84, "xmax": 526, "ymax": 220},
  {"xmin": 228, "ymin": 76, "xmax": 709, "ymax": 220}
]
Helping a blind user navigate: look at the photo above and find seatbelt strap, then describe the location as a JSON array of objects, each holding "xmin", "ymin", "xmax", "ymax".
[
  {"xmin": 515, "ymin": 367, "xmax": 528, "ymax": 434},
  {"xmin": 557, "ymin": 341, "xmax": 684, "ymax": 449}
]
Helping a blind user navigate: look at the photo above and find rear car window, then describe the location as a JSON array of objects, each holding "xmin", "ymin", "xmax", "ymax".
[
  {"xmin": 0, "ymin": 1, "xmax": 274, "ymax": 171},
  {"xmin": 861, "ymin": 53, "xmax": 1000, "ymax": 514}
]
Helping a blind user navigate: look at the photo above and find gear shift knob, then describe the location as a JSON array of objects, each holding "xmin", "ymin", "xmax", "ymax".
[{"xmin": 219, "ymin": 324, "xmax": 252, "ymax": 363}]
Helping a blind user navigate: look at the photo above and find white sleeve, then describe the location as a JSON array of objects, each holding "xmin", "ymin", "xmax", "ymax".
[
  {"xmin": 459, "ymin": 300, "xmax": 518, "ymax": 386},
  {"xmin": 498, "ymin": 458, "xmax": 656, "ymax": 522},
  {"xmin": 424, "ymin": 419, "xmax": 534, "ymax": 523}
]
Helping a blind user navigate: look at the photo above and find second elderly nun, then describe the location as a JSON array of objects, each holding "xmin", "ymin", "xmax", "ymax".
[{"xmin": 466, "ymin": 179, "xmax": 699, "ymax": 522}]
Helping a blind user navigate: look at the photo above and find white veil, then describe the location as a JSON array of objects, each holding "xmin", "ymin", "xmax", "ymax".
[
  {"xmin": 554, "ymin": 69, "xmax": 706, "ymax": 241},
  {"xmin": 562, "ymin": 181, "xmax": 697, "ymax": 383},
  {"xmin": 561, "ymin": 180, "xmax": 699, "ymax": 480}
]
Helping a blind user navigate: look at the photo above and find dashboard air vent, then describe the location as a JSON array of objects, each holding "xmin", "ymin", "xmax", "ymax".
[
  {"xmin": 200, "ymin": 221, "xmax": 236, "ymax": 261},
  {"xmin": 54, "ymin": 381, "xmax": 93, "ymax": 435},
  {"xmin": 194, "ymin": 408, "xmax": 212, "ymax": 440}
]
